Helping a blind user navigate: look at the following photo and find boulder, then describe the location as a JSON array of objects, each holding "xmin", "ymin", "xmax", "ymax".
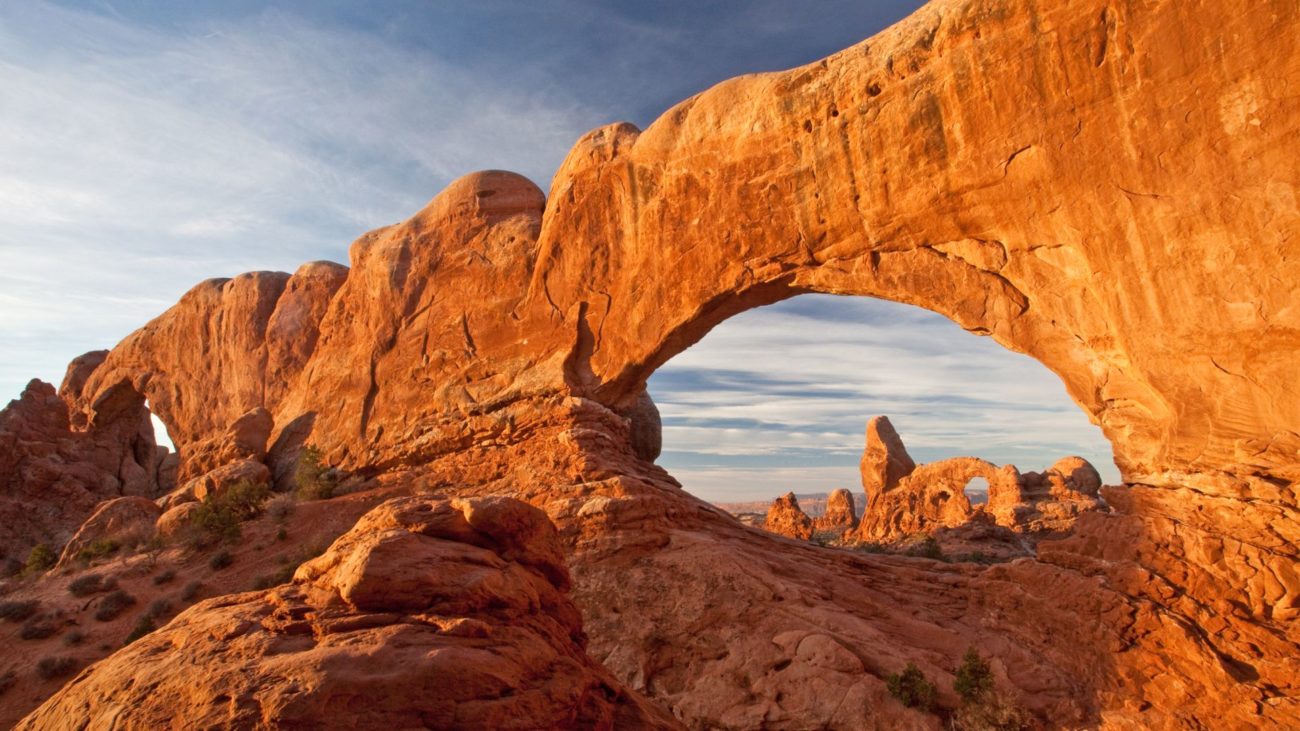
[
  {"xmin": 20, "ymin": 496, "xmax": 682, "ymax": 730},
  {"xmin": 55, "ymin": 497, "xmax": 161, "ymax": 569}
]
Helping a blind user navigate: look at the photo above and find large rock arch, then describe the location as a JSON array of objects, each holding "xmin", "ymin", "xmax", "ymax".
[{"xmin": 19, "ymin": 0, "xmax": 1299, "ymax": 727}]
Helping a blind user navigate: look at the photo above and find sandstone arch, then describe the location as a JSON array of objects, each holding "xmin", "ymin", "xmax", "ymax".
[{"xmin": 14, "ymin": 0, "xmax": 1300, "ymax": 727}]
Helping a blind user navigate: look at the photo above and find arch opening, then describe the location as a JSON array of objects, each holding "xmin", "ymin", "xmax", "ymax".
[{"xmin": 645, "ymin": 293, "xmax": 1116, "ymax": 545}]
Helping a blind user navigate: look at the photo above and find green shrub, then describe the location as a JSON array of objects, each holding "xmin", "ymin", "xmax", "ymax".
[
  {"xmin": 955, "ymin": 647, "xmax": 995, "ymax": 703},
  {"xmin": 190, "ymin": 479, "xmax": 271, "ymax": 546},
  {"xmin": 295, "ymin": 445, "xmax": 335, "ymax": 500},
  {"xmin": 208, "ymin": 550, "xmax": 234, "ymax": 571},
  {"xmin": 75, "ymin": 539, "xmax": 120, "ymax": 564},
  {"xmin": 35, "ymin": 656, "xmax": 77, "ymax": 680},
  {"xmin": 180, "ymin": 580, "xmax": 202, "ymax": 602},
  {"xmin": 152, "ymin": 568, "xmax": 176, "ymax": 586},
  {"xmin": 952, "ymin": 692, "xmax": 1031, "ymax": 731},
  {"xmin": 68, "ymin": 574, "xmax": 116, "ymax": 597},
  {"xmin": 23, "ymin": 544, "xmax": 56, "ymax": 576},
  {"xmin": 886, "ymin": 663, "xmax": 937, "ymax": 712},
  {"xmin": 906, "ymin": 536, "xmax": 946, "ymax": 561},
  {"xmin": 0, "ymin": 599, "xmax": 40, "ymax": 622},
  {"xmin": 266, "ymin": 493, "xmax": 295, "ymax": 522},
  {"xmin": 20, "ymin": 616, "xmax": 59, "ymax": 640},
  {"xmin": 856, "ymin": 542, "xmax": 888, "ymax": 554},
  {"xmin": 123, "ymin": 615, "xmax": 156, "ymax": 646},
  {"xmin": 94, "ymin": 589, "xmax": 136, "ymax": 622}
]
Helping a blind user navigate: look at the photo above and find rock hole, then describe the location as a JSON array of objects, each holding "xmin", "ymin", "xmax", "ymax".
[
  {"xmin": 964, "ymin": 477, "xmax": 989, "ymax": 505},
  {"xmin": 867, "ymin": 83, "xmax": 882, "ymax": 97},
  {"xmin": 802, "ymin": 119, "xmax": 813, "ymax": 133}
]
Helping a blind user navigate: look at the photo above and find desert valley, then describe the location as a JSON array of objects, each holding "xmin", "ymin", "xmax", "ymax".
[{"xmin": 1, "ymin": 0, "xmax": 1298, "ymax": 728}]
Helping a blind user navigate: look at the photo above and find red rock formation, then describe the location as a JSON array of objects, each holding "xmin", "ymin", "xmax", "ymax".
[
  {"xmin": 812, "ymin": 488, "xmax": 858, "ymax": 535},
  {"xmin": 763, "ymin": 492, "xmax": 814, "ymax": 540},
  {"xmin": 2, "ymin": 0, "xmax": 1298, "ymax": 727},
  {"xmin": 53, "ymin": 496, "xmax": 160, "ymax": 570},
  {"xmin": 856, "ymin": 417, "xmax": 1105, "ymax": 543},
  {"xmin": 19, "ymin": 496, "xmax": 680, "ymax": 730}
]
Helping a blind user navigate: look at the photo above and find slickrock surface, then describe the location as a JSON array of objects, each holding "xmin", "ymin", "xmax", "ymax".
[
  {"xmin": 19, "ymin": 496, "xmax": 679, "ymax": 730},
  {"xmin": 2, "ymin": 0, "xmax": 1299, "ymax": 727},
  {"xmin": 763, "ymin": 492, "xmax": 815, "ymax": 540}
]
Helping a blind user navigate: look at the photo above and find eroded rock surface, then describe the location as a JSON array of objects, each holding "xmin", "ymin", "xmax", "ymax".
[
  {"xmin": 763, "ymin": 492, "xmax": 814, "ymax": 540},
  {"xmin": 813, "ymin": 488, "xmax": 859, "ymax": 535},
  {"xmin": 19, "ymin": 496, "xmax": 680, "ymax": 730},
  {"xmin": 2, "ymin": 0, "xmax": 1299, "ymax": 727}
]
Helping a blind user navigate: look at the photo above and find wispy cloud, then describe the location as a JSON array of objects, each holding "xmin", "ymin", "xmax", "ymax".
[{"xmin": 0, "ymin": 1, "xmax": 600, "ymax": 397}]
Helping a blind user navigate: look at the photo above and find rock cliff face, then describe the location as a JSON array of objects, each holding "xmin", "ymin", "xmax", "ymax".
[
  {"xmin": 5, "ymin": 0, "xmax": 1300, "ymax": 727},
  {"xmin": 813, "ymin": 488, "xmax": 858, "ymax": 534}
]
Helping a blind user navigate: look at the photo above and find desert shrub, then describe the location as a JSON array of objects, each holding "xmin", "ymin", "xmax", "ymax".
[
  {"xmin": 810, "ymin": 530, "xmax": 842, "ymax": 547},
  {"xmin": 189, "ymin": 479, "xmax": 270, "ymax": 547},
  {"xmin": 906, "ymin": 536, "xmax": 946, "ymax": 561},
  {"xmin": 23, "ymin": 544, "xmax": 56, "ymax": 576},
  {"xmin": 180, "ymin": 580, "xmax": 202, "ymax": 602},
  {"xmin": 295, "ymin": 445, "xmax": 335, "ymax": 500},
  {"xmin": 276, "ymin": 527, "xmax": 288, "ymax": 542},
  {"xmin": 62, "ymin": 629, "xmax": 86, "ymax": 647},
  {"xmin": 93, "ymin": 589, "xmax": 136, "ymax": 622},
  {"xmin": 20, "ymin": 616, "xmax": 60, "ymax": 640},
  {"xmin": 35, "ymin": 656, "xmax": 77, "ymax": 680},
  {"xmin": 855, "ymin": 542, "xmax": 888, "ymax": 554},
  {"xmin": 251, "ymin": 564, "xmax": 296, "ymax": 590},
  {"xmin": 68, "ymin": 573, "xmax": 116, "ymax": 597},
  {"xmin": 955, "ymin": 647, "xmax": 995, "ymax": 703},
  {"xmin": 0, "ymin": 599, "xmax": 40, "ymax": 622},
  {"xmin": 266, "ymin": 492, "xmax": 295, "ymax": 522},
  {"xmin": 123, "ymin": 614, "xmax": 156, "ymax": 645},
  {"xmin": 146, "ymin": 598, "xmax": 173, "ymax": 618},
  {"xmin": 886, "ymin": 663, "xmax": 937, "ymax": 712},
  {"xmin": 75, "ymin": 538, "xmax": 120, "ymax": 564},
  {"xmin": 208, "ymin": 550, "xmax": 234, "ymax": 571},
  {"xmin": 0, "ymin": 670, "xmax": 15, "ymax": 695},
  {"xmin": 152, "ymin": 568, "xmax": 176, "ymax": 585}
]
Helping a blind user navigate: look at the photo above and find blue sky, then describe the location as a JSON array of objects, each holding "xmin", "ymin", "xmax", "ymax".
[{"xmin": 0, "ymin": 1, "xmax": 1118, "ymax": 500}]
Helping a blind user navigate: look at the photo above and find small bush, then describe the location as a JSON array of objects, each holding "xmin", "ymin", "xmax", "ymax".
[
  {"xmin": 180, "ymin": 581, "xmax": 202, "ymax": 602},
  {"xmin": 295, "ymin": 445, "xmax": 336, "ymax": 500},
  {"xmin": 0, "ymin": 670, "xmax": 15, "ymax": 695},
  {"xmin": 68, "ymin": 574, "xmax": 116, "ymax": 597},
  {"xmin": 208, "ymin": 550, "xmax": 234, "ymax": 571},
  {"xmin": 35, "ymin": 656, "xmax": 77, "ymax": 680},
  {"xmin": 955, "ymin": 647, "xmax": 995, "ymax": 704},
  {"xmin": 856, "ymin": 542, "xmax": 888, "ymax": 554},
  {"xmin": 20, "ymin": 616, "xmax": 59, "ymax": 640},
  {"xmin": 190, "ymin": 479, "xmax": 271, "ymax": 547},
  {"xmin": 94, "ymin": 589, "xmax": 136, "ymax": 622},
  {"xmin": 906, "ymin": 536, "xmax": 946, "ymax": 561},
  {"xmin": 152, "ymin": 569, "xmax": 176, "ymax": 586},
  {"xmin": 251, "ymin": 564, "xmax": 296, "ymax": 590},
  {"xmin": 124, "ymin": 614, "xmax": 156, "ymax": 645},
  {"xmin": 62, "ymin": 630, "xmax": 86, "ymax": 647},
  {"xmin": 23, "ymin": 544, "xmax": 56, "ymax": 576},
  {"xmin": 146, "ymin": 598, "xmax": 173, "ymax": 618},
  {"xmin": 0, "ymin": 599, "xmax": 40, "ymax": 622},
  {"xmin": 75, "ymin": 539, "xmax": 120, "ymax": 564},
  {"xmin": 886, "ymin": 663, "xmax": 937, "ymax": 712},
  {"xmin": 266, "ymin": 493, "xmax": 295, "ymax": 522},
  {"xmin": 276, "ymin": 527, "xmax": 288, "ymax": 542}
]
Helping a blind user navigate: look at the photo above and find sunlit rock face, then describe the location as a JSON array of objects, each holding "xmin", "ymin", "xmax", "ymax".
[{"xmin": 6, "ymin": 0, "xmax": 1300, "ymax": 727}]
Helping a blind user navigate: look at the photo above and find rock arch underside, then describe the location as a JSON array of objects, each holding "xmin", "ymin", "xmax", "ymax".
[{"xmin": 4, "ymin": 0, "xmax": 1299, "ymax": 728}]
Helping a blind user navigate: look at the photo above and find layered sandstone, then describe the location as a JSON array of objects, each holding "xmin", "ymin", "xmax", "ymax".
[
  {"xmin": 1, "ymin": 0, "xmax": 1298, "ymax": 727},
  {"xmin": 812, "ymin": 488, "xmax": 858, "ymax": 534}
]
